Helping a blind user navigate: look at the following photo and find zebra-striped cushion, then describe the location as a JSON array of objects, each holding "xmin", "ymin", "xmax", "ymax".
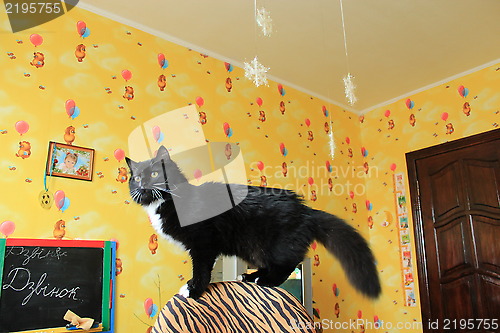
[{"xmin": 152, "ymin": 281, "xmax": 317, "ymax": 333}]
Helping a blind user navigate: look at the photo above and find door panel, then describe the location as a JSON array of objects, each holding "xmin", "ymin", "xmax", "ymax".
[
  {"xmin": 436, "ymin": 218, "xmax": 471, "ymax": 277},
  {"xmin": 479, "ymin": 277, "xmax": 500, "ymax": 319},
  {"xmin": 429, "ymin": 162, "xmax": 464, "ymax": 218},
  {"xmin": 407, "ymin": 129, "xmax": 500, "ymax": 333},
  {"xmin": 464, "ymin": 160, "xmax": 500, "ymax": 210},
  {"xmin": 473, "ymin": 217, "xmax": 500, "ymax": 272},
  {"xmin": 441, "ymin": 276, "xmax": 475, "ymax": 320}
]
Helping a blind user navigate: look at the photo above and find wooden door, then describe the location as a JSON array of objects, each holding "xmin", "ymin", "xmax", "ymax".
[{"xmin": 407, "ymin": 129, "xmax": 500, "ymax": 333}]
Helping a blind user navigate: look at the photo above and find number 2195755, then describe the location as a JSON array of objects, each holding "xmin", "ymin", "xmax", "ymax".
[
  {"xmin": 5, "ymin": 2, "xmax": 62, "ymax": 14},
  {"xmin": 442, "ymin": 319, "xmax": 498, "ymax": 330}
]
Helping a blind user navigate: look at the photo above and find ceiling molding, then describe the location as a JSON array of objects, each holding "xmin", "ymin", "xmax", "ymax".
[
  {"xmin": 78, "ymin": 1, "xmax": 359, "ymax": 114},
  {"xmin": 358, "ymin": 58, "xmax": 500, "ymax": 115},
  {"xmin": 78, "ymin": 1, "xmax": 499, "ymax": 116}
]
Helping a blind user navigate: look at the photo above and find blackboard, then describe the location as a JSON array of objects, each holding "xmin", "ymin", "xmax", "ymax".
[{"xmin": 0, "ymin": 239, "xmax": 115, "ymax": 333}]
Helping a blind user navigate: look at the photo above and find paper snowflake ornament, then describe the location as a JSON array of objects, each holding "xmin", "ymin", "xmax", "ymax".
[
  {"xmin": 256, "ymin": 7, "xmax": 273, "ymax": 37},
  {"xmin": 328, "ymin": 131, "xmax": 336, "ymax": 159},
  {"xmin": 244, "ymin": 56, "xmax": 269, "ymax": 87},
  {"xmin": 343, "ymin": 73, "xmax": 357, "ymax": 106}
]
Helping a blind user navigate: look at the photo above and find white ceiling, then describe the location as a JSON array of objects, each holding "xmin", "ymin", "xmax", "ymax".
[{"xmin": 80, "ymin": 0, "xmax": 500, "ymax": 114}]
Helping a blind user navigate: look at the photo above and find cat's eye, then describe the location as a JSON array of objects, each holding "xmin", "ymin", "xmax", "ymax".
[
  {"xmin": 151, "ymin": 171, "xmax": 159, "ymax": 178},
  {"xmin": 134, "ymin": 176, "xmax": 141, "ymax": 182}
]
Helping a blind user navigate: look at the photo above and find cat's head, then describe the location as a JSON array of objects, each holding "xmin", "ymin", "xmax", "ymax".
[{"xmin": 125, "ymin": 146, "xmax": 187, "ymax": 206}]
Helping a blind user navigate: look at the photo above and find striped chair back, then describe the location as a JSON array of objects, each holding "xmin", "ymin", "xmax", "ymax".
[{"xmin": 153, "ymin": 281, "xmax": 317, "ymax": 333}]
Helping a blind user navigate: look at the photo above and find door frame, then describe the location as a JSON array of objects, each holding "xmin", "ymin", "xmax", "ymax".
[{"xmin": 406, "ymin": 128, "xmax": 500, "ymax": 326}]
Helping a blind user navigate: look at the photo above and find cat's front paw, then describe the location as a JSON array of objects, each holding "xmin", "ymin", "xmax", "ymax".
[
  {"xmin": 185, "ymin": 279, "xmax": 206, "ymax": 300},
  {"xmin": 241, "ymin": 272, "xmax": 260, "ymax": 283},
  {"xmin": 178, "ymin": 280, "xmax": 205, "ymax": 299},
  {"xmin": 177, "ymin": 284, "xmax": 190, "ymax": 298}
]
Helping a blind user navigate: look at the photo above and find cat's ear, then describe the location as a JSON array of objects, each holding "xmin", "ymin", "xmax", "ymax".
[
  {"xmin": 125, "ymin": 156, "xmax": 134, "ymax": 169},
  {"xmin": 156, "ymin": 146, "xmax": 171, "ymax": 161}
]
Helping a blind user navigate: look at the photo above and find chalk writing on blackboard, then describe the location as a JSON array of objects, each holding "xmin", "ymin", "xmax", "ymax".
[
  {"xmin": 3, "ymin": 268, "xmax": 81, "ymax": 306},
  {"xmin": 5, "ymin": 246, "xmax": 68, "ymax": 265}
]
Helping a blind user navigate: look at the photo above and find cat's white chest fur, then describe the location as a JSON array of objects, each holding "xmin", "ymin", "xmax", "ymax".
[{"xmin": 144, "ymin": 200, "xmax": 186, "ymax": 251}]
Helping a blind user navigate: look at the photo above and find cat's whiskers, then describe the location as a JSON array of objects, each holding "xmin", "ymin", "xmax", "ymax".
[
  {"xmin": 152, "ymin": 188, "xmax": 163, "ymax": 200},
  {"xmin": 166, "ymin": 190, "xmax": 181, "ymax": 198},
  {"xmin": 130, "ymin": 189, "xmax": 142, "ymax": 202},
  {"xmin": 151, "ymin": 186, "xmax": 180, "ymax": 198}
]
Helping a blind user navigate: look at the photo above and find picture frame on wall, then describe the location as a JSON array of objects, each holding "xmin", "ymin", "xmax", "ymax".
[{"xmin": 46, "ymin": 141, "xmax": 95, "ymax": 181}]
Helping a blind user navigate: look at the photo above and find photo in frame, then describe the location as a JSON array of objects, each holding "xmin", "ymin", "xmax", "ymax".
[{"xmin": 46, "ymin": 142, "xmax": 95, "ymax": 181}]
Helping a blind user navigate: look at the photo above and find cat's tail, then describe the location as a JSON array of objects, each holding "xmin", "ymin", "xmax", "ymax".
[{"xmin": 310, "ymin": 210, "xmax": 381, "ymax": 298}]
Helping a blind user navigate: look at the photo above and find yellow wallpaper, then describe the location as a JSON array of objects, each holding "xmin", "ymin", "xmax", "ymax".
[
  {"xmin": 0, "ymin": 6, "xmax": 372, "ymax": 333},
  {"xmin": 1, "ymin": 4, "xmax": 497, "ymax": 332},
  {"xmin": 360, "ymin": 63, "xmax": 500, "ymax": 332}
]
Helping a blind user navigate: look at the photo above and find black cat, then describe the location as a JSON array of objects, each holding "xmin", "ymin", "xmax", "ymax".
[{"xmin": 126, "ymin": 146, "xmax": 381, "ymax": 300}]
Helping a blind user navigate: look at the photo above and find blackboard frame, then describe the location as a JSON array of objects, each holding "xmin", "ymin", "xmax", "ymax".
[{"xmin": 0, "ymin": 238, "xmax": 116, "ymax": 333}]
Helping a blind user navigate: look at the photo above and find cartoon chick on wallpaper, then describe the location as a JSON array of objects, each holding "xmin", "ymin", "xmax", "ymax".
[
  {"xmin": 64, "ymin": 126, "xmax": 76, "ymax": 145},
  {"xmin": 53, "ymin": 220, "xmax": 66, "ymax": 239},
  {"xmin": 224, "ymin": 143, "xmax": 232, "ymax": 160},
  {"xmin": 148, "ymin": 234, "xmax": 158, "ymax": 254},
  {"xmin": 75, "ymin": 44, "xmax": 86, "ymax": 62},
  {"xmin": 158, "ymin": 74, "xmax": 167, "ymax": 91},
  {"xmin": 225, "ymin": 77, "xmax": 232, "ymax": 92}
]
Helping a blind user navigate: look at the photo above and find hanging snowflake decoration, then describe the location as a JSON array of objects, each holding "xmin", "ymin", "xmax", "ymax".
[
  {"xmin": 343, "ymin": 73, "xmax": 357, "ymax": 106},
  {"xmin": 328, "ymin": 130, "xmax": 336, "ymax": 159},
  {"xmin": 256, "ymin": 7, "xmax": 273, "ymax": 37},
  {"xmin": 244, "ymin": 56, "xmax": 269, "ymax": 87}
]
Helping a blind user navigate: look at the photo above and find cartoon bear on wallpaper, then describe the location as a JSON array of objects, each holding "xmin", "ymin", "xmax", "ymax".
[
  {"xmin": 310, "ymin": 190, "xmax": 317, "ymax": 201},
  {"xmin": 225, "ymin": 77, "xmax": 232, "ymax": 92},
  {"xmin": 307, "ymin": 130, "xmax": 314, "ymax": 141},
  {"xmin": 158, "ymin": 74, "xmax": 167, "ymax": 91},
  {"xmin": 123, "ymin": 86, "xmax": 134, "ymax": 100},
  {"xmin": 30, "ymin": 52, "xmax": 45, "ymax": 68},
  {"xmin": 463, "ymin": 102, "xmax": 471, "ymax": 116},
  {"xmin": 446, "ymin": 123, "xmax": 454, "ymax": 134},
  {"xmin": 328, "ymin": 178, "xmax": 333, "ymax": 192},
  {"xmin": 409, "ymin": 113, "xmax": 416, "ymax": 127},
  {"xmin": 352, "ymin": 203, "xmax": 357, "ymax": 213},
  {"xmin": 199, "ymin": 111, "xmax": 207, "ymax": 125},
  {"xmin": 347, "ymin": 148, "xmax": 353, "ymax": 158},
  {"xmin": 260, "ymin": 175, "xmax": 267, "ymax": 186},
  {"xmin": 388, "ymin": 119, "xmax": 395, "ymax": 130},
  {"xmin": 259, "ymin": 110, "xmax": 266, "ymax": 122},
  {"xmin": 64, "ymin": 126, "xmax": 76, "ymax": 145},
  {"xmin": 116, "ymin": 167, "xmax": 128, "ymax": 183},
  {"xmin": 279, "ymin": 101, "xmax": 286, "ymax": 115},
  {"xmin": 16, "ymin": 141, "xmax": 31, "ymax": 159},
  {"xmin": 53, "ymin": 220, "xmax": 66, "ymax": 239},
  {"xmin": 75, "ymin": 44, "xmax": 86, "ymax": 62}
]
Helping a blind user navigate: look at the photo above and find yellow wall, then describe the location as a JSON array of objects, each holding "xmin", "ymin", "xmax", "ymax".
[
  {"xmin": 0, "ymin": 7, "xmax": 369, "ymax": 332},
  {"xmin": 1, "ymin": 4, "xmax": 498, "ymax": 333},
  {"xmin": 360, "ymin": 63, "xmax": 500, "ymax": 332}
]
